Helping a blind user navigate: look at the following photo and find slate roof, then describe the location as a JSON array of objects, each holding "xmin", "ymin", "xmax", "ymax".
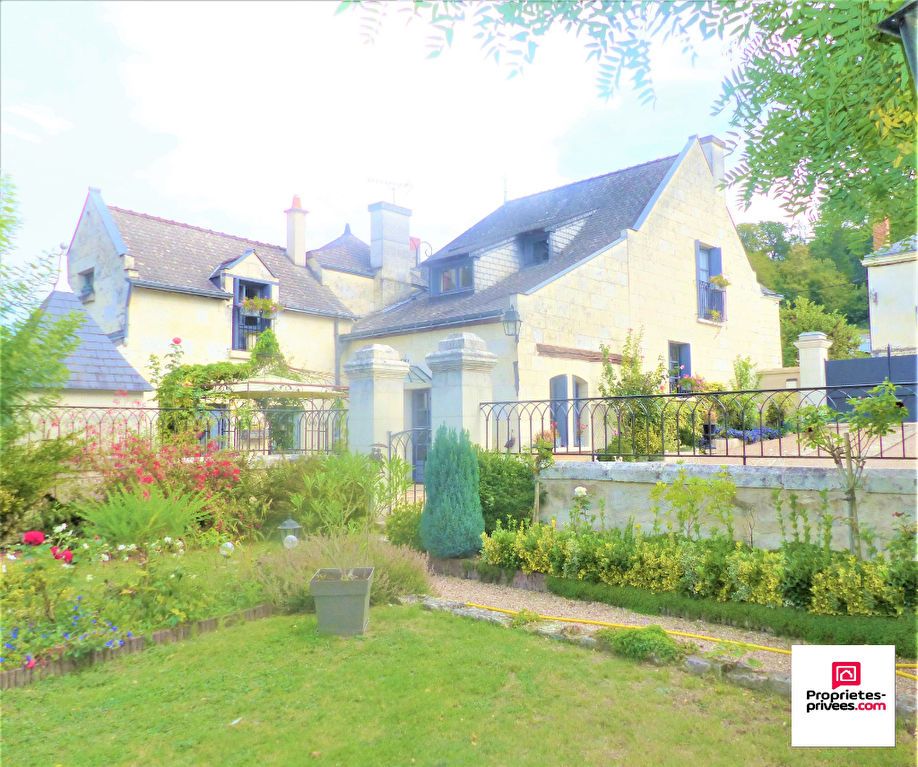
[
  {"xmin": 346, "ymin": 152, "xmax": 678, "ymax": 339},
  {"xmin": 307, "ymin": 224, "xmax": 375, "ymax": 276},
  {"xmin": 106, "ymin": 205, "xmax": 354, "ymax": 318},
  {"xmin": 40, "ymin": 291, "xmax": 152, "ymax": 392},
  {"xmin": 865, "ymin": 234, "xmax": 918, "ymax": 260}
]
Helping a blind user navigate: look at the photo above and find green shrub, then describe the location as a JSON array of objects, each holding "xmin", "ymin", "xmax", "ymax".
[
  {"xmin": 254, "ymin": 535, "xmax": 430, "ymax": 612},
  {"xmin": 74, "ymin": 487, "xmax": 208, "ymax": 546},
  {"xmin": 420, "ymin": 426, "xmax": 484, "ymax": 558},
  {"xmin": 547, "ymin": 576, "xmax": 916, "ymax": 658},
  {"xmin": 597, "ymin": 624, "xmax": 684, "ymax": 663},
  {"xmin": 476, "ymin": 449, "xmax": 535, "ymax": 533},
  {"xmin": 259, "ymin": 455, "xmax": 324, "ymax": 521},
  {"xmin": 385, "ymin": 501, "xmax": 424, "ymax": 551},
  {"xmin": 887, "ymin": 522, "xmax": 918, "ymax": 610}
]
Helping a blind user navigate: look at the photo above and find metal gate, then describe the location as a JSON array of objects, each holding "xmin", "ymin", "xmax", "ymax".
[{"xmin": 388, "ymin": 427, "xmax": 430, "ymax": 502}]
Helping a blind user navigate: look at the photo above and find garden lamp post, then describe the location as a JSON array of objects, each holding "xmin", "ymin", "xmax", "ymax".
[
  {"xmin": 878, "ymin": 1, "xmax": 917, "ymax": 89},
  {"xmin": 501, "ymin": 305, "xmax": 522, "ymax": 341},
  {"xmin": 277, "ymin": 518, "xmax": 302, "ymax": 548}
]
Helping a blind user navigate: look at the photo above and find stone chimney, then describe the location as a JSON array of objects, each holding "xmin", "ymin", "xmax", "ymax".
[
  {"xmin": 872, "ymin": 218, "xmax": 891, "ymax": 251},
  {"xmin": 699, "ymin": 135, "xmax": 726, "ymax": 191},
  {"xmin": 368, "ymin": 201, "xmax": 413, "ymax": 281},
  {"xmin": 285, "ymin": 195, "xmax": 308, "ymax": 267}
]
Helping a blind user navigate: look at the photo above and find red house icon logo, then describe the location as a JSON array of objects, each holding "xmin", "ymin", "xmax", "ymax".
[{"xmin": 831, "ymin": 661, "xmax": 861, "ymax": 689}]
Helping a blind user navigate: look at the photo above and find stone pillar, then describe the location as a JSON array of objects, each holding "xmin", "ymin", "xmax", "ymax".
[
  {"xmin": 794, "ymin": 331, "xmax": 832, "ymax": 406},
  {"xmin": 426, "ymin": 333, "xmax": 497, "ymax": 445},
  {"xmin": 343, "ymin": 344, "xmax": 409, "ymax": 455}
]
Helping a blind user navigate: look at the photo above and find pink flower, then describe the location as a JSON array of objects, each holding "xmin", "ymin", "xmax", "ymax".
[
  {"xmin": 172, "ymin": 337, "xmax": 182, "ymax": 345},
  {"xmin": 24, "ymin": 658, "xmax": 36, "ymax": 670},
  {"xmin": 61, "ymin": 550, "xmax": 73, "ymax": 564},
  {"xmin": 140, "ymin": 475, "xmax": 154, "ymax": 485},
  {"xmin": 22, "ymin": 530, "xmax": 45, "ymax": 546}
]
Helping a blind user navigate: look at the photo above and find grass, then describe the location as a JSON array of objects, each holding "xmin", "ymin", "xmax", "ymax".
[{"xmin": 4, "ymin": 606, "xmax": 915, "ymax": 766}]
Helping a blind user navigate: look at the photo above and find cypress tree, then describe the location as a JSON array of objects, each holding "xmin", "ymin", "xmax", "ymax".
[{"xmin": 420, "ymin": 425, "xmax": 484, "ymax": 557}]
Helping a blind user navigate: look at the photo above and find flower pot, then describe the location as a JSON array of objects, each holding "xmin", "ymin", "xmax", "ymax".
[{"xmin": 309, "ymin": 567, "xmax": 374, "ymax": 636}]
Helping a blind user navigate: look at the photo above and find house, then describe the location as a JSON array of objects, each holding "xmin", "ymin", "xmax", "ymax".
[
  {"xmin": 38, "ymin": 288, "xmax": 152, "ymax": 407},
  {"xmin": 65, "ymin": 192, "xmax": 428, "ymax": 389},
  {"xmin": 64, "ymin": 134, "xmax": 782, "ymax": 450},
  {"xmin": 862, "ymin": 234, "xmax": 917, "ymax": 356},
  {"xmin": 340, "ymin": 135, "xmax": 782, "ymax": 435}
]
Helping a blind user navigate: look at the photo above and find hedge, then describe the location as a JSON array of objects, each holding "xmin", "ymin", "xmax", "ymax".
[{"xmin": 546, "ymin": 576, "xmax": 917, "ymax": 658}]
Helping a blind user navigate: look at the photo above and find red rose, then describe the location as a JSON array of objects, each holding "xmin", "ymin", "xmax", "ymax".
[
  {"xmin": 25, "ymin": 658, "xmax": 36, "ymax": 670},
  {"xmin": 22, "ymin": 530, "xmax": 45, "ymax": 546},
  {"xmin": 51, "ymin": 546, "xmax": 61, "ymax": 559},
  {"xmin": 61, "ymin": 550, "xmax": 73, "ymax": 564},
  {"xmin": 172, "ymin": 337, "xmax": 182, "ymax": 345},
  {"xmin": 140, "ymin": 475, "xmax": 154, "ymax": 485}
]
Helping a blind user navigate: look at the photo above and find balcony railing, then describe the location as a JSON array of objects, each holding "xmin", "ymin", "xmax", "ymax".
[
  {"xmin": 233, "ymin": 316, "xmax": 271, "ymax": 351},
  {"xmin": 697, "ymin": 281, "xmax": 726, "ymax": 321}
]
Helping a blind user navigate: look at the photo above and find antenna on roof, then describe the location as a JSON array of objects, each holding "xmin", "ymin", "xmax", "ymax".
[{"xmin": 367, "ymin": 177, "xmax": 411, "ymax": 204}]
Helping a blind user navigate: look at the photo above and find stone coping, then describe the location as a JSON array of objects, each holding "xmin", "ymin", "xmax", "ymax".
[{"xmin": 541, "ymin": 460, "xmax": 917, "ymax": 494}]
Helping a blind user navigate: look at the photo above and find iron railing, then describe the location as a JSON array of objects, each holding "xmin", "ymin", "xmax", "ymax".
[
  {"xmin": 697, "ymin": 281, "xmax": 726, "ymax": 321},
  {"xmin": 481, "ymin": 383, "xmax": 917, "ymax": 465},
  {"xmin": 14, "ymin": 401, "xmax": 347, "ymax": 456},
  {"xmin": 388, "ymin": 427, "xmax": 430, "ymax": 503}
]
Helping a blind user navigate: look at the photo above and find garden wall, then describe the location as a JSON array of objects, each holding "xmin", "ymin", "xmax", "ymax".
[{"xmin": 539, "ymin": 461, "xmax": 916, "ymax": 550}]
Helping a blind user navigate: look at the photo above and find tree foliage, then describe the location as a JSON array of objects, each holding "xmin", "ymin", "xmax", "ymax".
[
  {"xmin": 420, "ymin": 425, "xmax": 485, "ymax": 557},
  {"xmin": 349, "ymin": 1, "xmax": 916, "ymax": 225},
  {"xmin": 0, "ymin": 175, "xmax": 84, "ymax": 543},
  {"xmin": 779, "ymin": 297, "xmax": 863, "ymax": 366}
]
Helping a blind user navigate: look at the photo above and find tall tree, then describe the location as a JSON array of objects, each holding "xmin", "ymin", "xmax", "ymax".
[
  {"xmin": 779, "ymin": 297, "xmax": 863, "ymax": 366},
  {"xmin": 351, "ymin": 1, "xmax": 916, "ymax": 226}
]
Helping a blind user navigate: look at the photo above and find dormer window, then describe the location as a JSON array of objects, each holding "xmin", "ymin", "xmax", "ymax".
[
  {"xmin": 79, "ymin": 268, "xmax": 95, "ymax": 299},
  {"xmin": 433, "ymin": 261, "xmax": 473, "ymax": 295},
  {"xmin": 520, "ymin": 232, "xmax": 550, "ymax": 267}
]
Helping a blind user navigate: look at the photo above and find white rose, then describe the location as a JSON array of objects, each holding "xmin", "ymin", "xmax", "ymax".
[
  {"xmin": 163, "ymin": 537, "xmax": 173, "ymax": 544},
  {"xmin": 573, "ymin": 486, "xmax": 588, "ymax": 498},
  {"xmin": 219, "ymin": 542, "xmax": 235, "ymax": 557}
]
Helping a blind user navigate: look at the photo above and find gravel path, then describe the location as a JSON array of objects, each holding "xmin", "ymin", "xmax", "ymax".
[{"xmin": 431, "ymin": 574, "xmax": 918, "ymax": 701}]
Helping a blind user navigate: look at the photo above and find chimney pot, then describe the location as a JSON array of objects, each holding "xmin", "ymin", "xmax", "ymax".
[
  {"xmin": 285, "ymin": 195, "xmax": 308, "ymax": 267},
  {"xmin": 699, "ymin": 135, "xmax": 726, "ymax": 192}
]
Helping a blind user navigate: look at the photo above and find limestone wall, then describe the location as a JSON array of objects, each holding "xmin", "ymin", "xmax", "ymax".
[{"xmin": 539, "ymin": 460, "xmax": 916, "ymax": 551}]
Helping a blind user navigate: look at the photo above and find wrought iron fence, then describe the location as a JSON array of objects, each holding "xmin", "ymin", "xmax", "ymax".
[
  {"xmin": 480, "ymin": 383, "xmax": 917, "ymax": 465},
  {"xmin": 388, "ymin": 428, "xmax": 430, "ymax": 503},
  {"xmin": 14, "ymin": 400, "xmax": 347, "ymax": 457},
  {"xmin": 697, "ymin": 281, "xmax": 726, "ymax": 321}
]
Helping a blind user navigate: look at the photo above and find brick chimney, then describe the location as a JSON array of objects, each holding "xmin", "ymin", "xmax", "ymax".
[
  {"xmin": 285, "ymin": 195, "xmax": 308, "ymax": 267},
  {"xmin": 872, "ymin": 218, "xmax": 891, "ymax": 251},
  {"xmin": 699, "ymin": 135, "xmax": 726, "ymax": 191}
]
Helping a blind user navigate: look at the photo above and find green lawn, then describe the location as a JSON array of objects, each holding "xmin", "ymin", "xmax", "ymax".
[{"xmin": 3, "ymin": 606, "xmax": 914, "ymax": 767}]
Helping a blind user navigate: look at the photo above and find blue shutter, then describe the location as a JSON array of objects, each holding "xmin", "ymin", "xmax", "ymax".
[
  {"xmin": 681, "ymin": 344, "xmax": 692, "ymax": 378},
  {"xmin": 232, "ymin": 278, "xmax": 241, "ymax": 350},
  {"xmin": 710, "ymin": 247, "xmax": 723, "ymax": 277},
  {"xmin": 549, "ymin": 374, "xmax": 569, "ymax": 447}
]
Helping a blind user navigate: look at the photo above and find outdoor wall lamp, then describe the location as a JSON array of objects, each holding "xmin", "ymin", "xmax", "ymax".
[
  {"xmin": 878, "ymin": 1, "xmax": 917, "ymax": 88},
  {"xmin": 502, "ymin": 305, "xmax": 522, "ymax": 341}
]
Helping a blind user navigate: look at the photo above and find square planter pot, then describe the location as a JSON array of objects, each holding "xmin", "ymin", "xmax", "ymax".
[{"xmin": 310, "ymin": 567, "xmax": 374, "ymax": 636}]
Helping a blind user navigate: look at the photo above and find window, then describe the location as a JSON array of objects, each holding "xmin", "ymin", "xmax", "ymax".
[
  {"xmin": 79, "ymin": 269, "xmax": 95, "ymax": 298},
  {"xmin": 520, "ymin": 232, "xmax": 550, "ymax": 267},
  {"xmin": 695, "ymin": 242, "xmax": 726, "ymax": 321},
  {"xmin": 232, "ymin": 279, "xmax": 272, "ymax": 351},
  {"xmin": 668, "ymin": 342, "xmax": 692, "ymax": 392},
  {"xmin": 434, "ymin": 261, "xmax": 473, "ymax": 295}
]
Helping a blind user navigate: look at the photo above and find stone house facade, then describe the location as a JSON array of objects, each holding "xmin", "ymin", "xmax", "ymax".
[{"xmin": 63, "ymin": 135, "xmax": 781, "ymax": 444}]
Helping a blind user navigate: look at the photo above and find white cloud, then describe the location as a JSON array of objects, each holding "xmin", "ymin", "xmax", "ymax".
[
  {"xmin": 4, "ymin": 103, "xmax": 72, "ymax": 135},
  {"xmin": 0, "ymin": 119, "xmax": 41, "ymax": 143}
]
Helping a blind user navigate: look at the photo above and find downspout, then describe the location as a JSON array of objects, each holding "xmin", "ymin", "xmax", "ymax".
[{"xmin": 334, "ymin": 318, "xmax": 341, "ymax": 386}]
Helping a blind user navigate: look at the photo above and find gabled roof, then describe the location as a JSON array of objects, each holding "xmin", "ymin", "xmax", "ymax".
[
  {"xmin": 346, "ymin": 150, "xmax": 681, "ymax": 339},
  {"xmin": 39, "ymin": 290, "xmax": 152, "ymax": 392},
  {"xmin": 97, "ymin": 199, "xmax": 353, "ymax": 318},
  {"xmin": 307, "ymin": 224, "xmax": 375, "ymax": 277}
]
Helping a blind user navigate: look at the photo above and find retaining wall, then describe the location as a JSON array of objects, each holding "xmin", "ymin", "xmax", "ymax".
[{"xmin": 539, "ymin": 461, "xmax": 917, "ymax": 550}]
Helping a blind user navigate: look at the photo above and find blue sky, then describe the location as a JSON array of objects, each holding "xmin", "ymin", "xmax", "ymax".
[{"xmin": 1, "ymin": 1, "xmax": 786, "ymax": 275}]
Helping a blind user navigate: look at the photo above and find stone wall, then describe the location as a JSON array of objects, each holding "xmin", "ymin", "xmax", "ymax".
[{"xmin": 539, "ymin": 460, "xmax": 916, "ymax": 551}]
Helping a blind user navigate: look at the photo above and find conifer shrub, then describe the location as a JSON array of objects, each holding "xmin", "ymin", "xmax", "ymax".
[{"xmin": 420, "ymin": 425, "xmax": 485, "ymax": 557}]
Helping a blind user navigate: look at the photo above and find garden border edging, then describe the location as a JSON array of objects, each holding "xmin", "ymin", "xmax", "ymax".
[{"xmin": 0, "ymin": 604, "xmax": 274, "ymax": 691}]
